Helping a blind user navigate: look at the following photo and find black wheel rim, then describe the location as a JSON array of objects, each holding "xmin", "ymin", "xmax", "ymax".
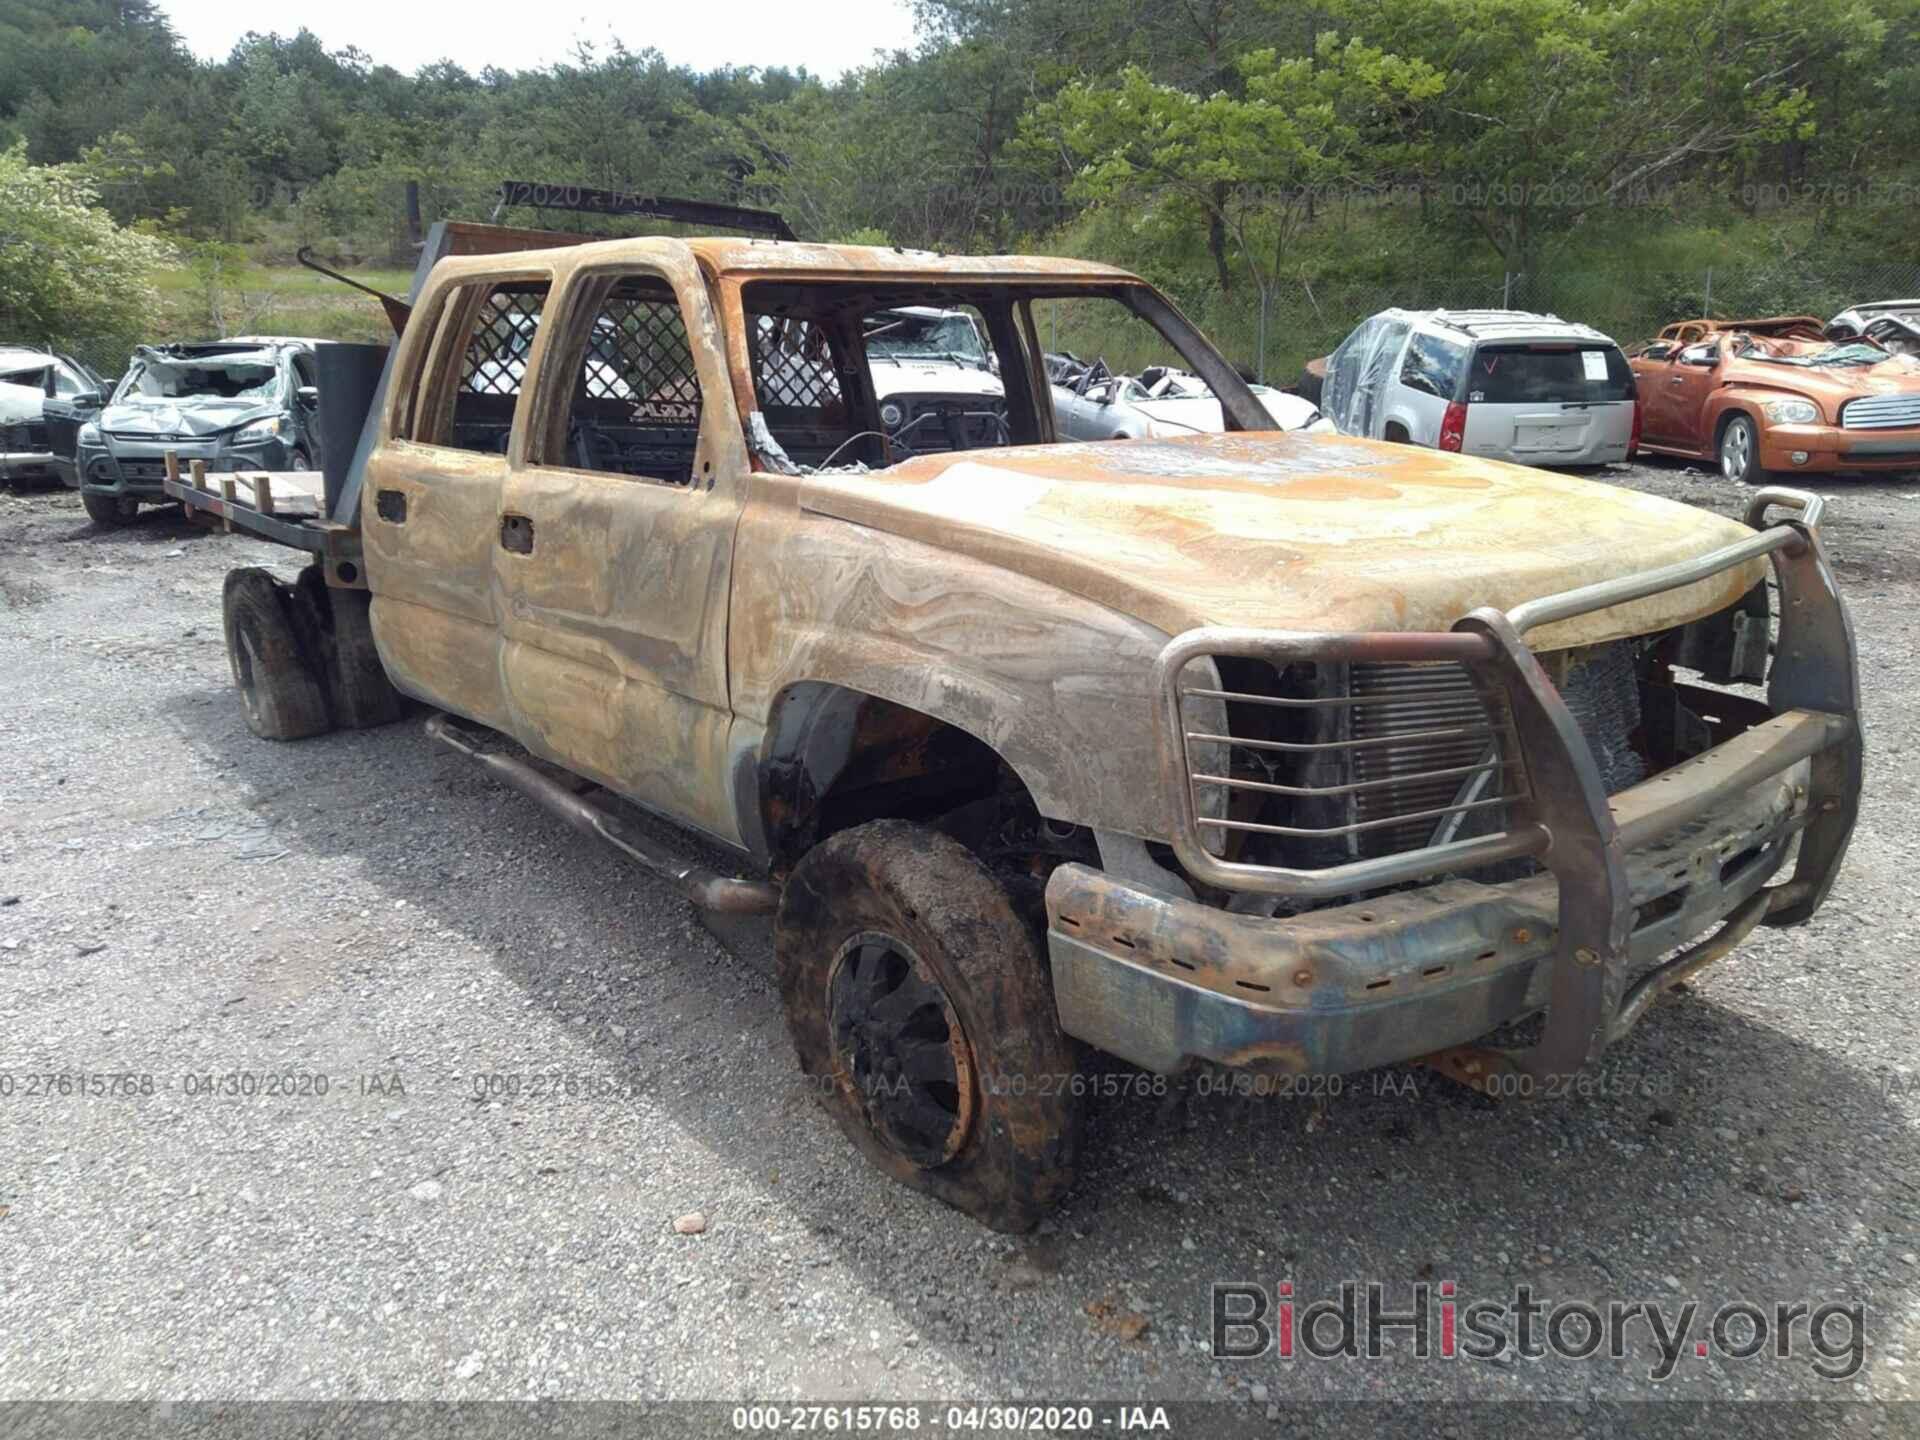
[{"xmin": 826, "ymin": 931, "xmax": 975, "ymax": 1167}]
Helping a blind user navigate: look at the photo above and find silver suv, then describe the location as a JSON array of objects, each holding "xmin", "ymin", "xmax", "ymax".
[{"xmin": 1321, "ymin": 309, "xmax": 1639, "ymax": 466}]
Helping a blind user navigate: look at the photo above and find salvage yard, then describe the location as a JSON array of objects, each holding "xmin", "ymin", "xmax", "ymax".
[{"xmin": 2, "ymin": 460, "xmax": 1919, "ymax": 1418}]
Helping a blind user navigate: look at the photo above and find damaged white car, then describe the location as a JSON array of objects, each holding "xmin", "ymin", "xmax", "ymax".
[{"xmin": 1046, "ymin": 353, "xmax": 1329, "ymax": 440}]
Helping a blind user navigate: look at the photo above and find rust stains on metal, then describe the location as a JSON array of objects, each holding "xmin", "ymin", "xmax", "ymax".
[{"xmin": 797, "ymin": 432, "xmax": 1765, "ymax": 652}]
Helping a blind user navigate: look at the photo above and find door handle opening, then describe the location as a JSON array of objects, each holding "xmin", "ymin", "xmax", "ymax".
[{"xmin": 500, "ymin": 513, "xmax": 534, "ymax": 554}]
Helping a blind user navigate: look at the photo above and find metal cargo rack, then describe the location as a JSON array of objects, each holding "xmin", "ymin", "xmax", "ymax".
[{"xmin": 165, "ymin": 451, "xmax": 373, "ymax": 585}]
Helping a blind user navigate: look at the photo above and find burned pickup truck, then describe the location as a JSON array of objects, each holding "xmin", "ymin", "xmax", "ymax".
[{"xmin": 171, "ymin": 196, "xmax": 1860, "ymax": 1231}]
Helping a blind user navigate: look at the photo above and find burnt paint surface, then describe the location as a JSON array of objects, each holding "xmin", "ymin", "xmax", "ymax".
[{"xmin": 362, "ymin": 234, "xmax": 1768, "ymax": 860}]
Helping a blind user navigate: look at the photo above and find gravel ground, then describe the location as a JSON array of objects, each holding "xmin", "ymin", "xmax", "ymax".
[{"xmin": 1, "ymin": 460, "xmax": 1918, "ymax": 1429}]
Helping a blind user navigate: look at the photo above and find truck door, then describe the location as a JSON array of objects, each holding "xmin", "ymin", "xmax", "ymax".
[
  {"xmin": 496, "ymin": 248, "xmax": 749, "ymax": 847},
  {"xmin": 362, "ymin": 270, "xmax": 553, "ymax": 732}
]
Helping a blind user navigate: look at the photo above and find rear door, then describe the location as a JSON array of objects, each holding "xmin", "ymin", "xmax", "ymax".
[
  {"xmin": 362, "ymin": 269, "xmax": 553, "ymax": 730},
  {"xmin": 1461, "ymin": 341, "xmax": 1636, "ymax": 461}
]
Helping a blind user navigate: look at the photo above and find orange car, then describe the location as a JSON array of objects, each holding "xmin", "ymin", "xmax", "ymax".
[{"xmin": 1628, "ymin": 327, "xmax": 1920, "ymax": 481}]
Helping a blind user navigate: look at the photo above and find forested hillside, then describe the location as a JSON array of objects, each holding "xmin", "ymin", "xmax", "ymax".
[{"xmin": 4, "ymin": 0, "xmax": 1918, "ymax": 375}]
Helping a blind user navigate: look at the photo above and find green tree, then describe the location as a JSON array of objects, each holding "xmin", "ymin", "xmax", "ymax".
[
  {"xmin": 1025, "ymin": 38, "xmax": 1443, "ymax": 302},
  {"xmin": 0, "ymin": 142, "xmax": 175, "ymax": 345}
]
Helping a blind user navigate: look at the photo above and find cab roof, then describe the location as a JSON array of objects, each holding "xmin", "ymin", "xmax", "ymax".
[
  {"xmin": 683, "ymin": 237, "xmax": 1136, "ymax": 284},
  {"xmin": 427, "ymin": 222, "xmax": 1139, "ymax": 286}
]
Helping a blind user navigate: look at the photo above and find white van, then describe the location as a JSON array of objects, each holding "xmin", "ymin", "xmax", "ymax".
[{"xmin": 1319, "ymin": 309, "xmax": 1640, "ymax": 466}]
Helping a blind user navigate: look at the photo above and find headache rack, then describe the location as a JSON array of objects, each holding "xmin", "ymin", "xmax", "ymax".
[{"xmin": 1154, "ymin": 487, "xmax": 1860, "ymax": 1081}]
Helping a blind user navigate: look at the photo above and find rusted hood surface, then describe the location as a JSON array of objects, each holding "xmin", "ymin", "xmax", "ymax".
[{"xmin": 800, "ymin": 433, "xmax": 1765, "ymax": 651}]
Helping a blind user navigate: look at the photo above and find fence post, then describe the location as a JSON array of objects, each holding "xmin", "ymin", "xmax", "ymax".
[
  {"xmin": 1503, "ymin": 271, "xmax": 1512, "ymax": 308},
  {"xmin": 1704, "ymin": 267, "xmax": 1713, "ymax": 317},
  {"xmin": 1257, "ymin": 288, "xmax": 1268, "ymax": 384}
]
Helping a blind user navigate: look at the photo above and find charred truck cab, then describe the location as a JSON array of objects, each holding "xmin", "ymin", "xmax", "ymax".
[{"xmin": 174, "ymin": 189, "xmax": 1862, "ymax": 1232}]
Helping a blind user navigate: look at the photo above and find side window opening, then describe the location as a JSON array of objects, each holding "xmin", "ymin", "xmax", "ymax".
[
  {"xmin": 542, "ymin": 276, "xmax": 704, "ymax": 485},
  {"xmin": 1399, "ymin": 332, "xmax": 1468, "ymax": 400},
  {"xmin": 406, "ymin": 279, "xmax": 550, "ymax": 455}
]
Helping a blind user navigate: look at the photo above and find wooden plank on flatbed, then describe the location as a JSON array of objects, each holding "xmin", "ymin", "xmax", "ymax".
[
  {"xmin": 180, "ymin": 467, "xmax": 324, "ymax": 517},
  {"xmin": 162, "ymin": 451, "xmax": 332, "ymax": 553}
]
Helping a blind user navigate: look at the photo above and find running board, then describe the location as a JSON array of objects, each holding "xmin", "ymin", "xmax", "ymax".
[{"xmin": 424, "ymin": 713, "xmax": 779, "ymax": 915}]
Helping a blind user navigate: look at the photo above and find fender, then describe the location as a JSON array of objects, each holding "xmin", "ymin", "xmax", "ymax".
[{"xmin": 726, "ymin": 501, "xmax": 1180, "ymax": 865}]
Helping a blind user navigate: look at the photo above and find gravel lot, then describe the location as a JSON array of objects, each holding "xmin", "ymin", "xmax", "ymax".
[{"xmin": 2, "ymin": 460, "xmax": 1918, "ymax": 1428}]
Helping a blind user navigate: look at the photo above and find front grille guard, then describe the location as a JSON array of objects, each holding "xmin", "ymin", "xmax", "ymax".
[{"xmin": 1152, "ymin": 486, "xmax": 1862, "ymax": 1081}]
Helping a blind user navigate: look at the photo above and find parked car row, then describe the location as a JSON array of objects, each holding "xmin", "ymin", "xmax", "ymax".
[
  {"xmin": 0, "ymin": 335, "xmax": 328, "ymax": 526},
  {"xmin": 1302, "ymin": 299, "xmax": 1920, "ymax": 483},
  {"xmin": 0, "ymin": 346, "xmax": 106, "ymax": 487}
]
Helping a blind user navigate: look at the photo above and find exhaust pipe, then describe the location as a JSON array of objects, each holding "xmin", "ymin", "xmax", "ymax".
[{"xmin": 425, "ymin": 713, "xmax": 779, "ymax": 915}]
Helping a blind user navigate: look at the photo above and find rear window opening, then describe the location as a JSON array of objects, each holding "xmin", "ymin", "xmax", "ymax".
[{"xmin": 1466, "ymin": 344, "xmax": 1634, "ymax": 405}]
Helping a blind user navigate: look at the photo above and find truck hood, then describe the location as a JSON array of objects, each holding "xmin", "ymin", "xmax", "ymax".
[
  {"xmin": 100, "ymin": 397, "xmax": 279, "ymax": 438},
  {"xmin": 800, "ymin": 432, "xmax": 1765, "ymax": 651}
]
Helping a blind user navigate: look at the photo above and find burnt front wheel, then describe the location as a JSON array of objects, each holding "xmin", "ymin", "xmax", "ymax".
[{"xmin": 776, "ymin": 820, "xmax": 1081, "ymax": 1231}]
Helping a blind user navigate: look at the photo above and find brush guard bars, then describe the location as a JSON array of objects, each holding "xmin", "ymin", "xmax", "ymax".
[{"xmin": 1120, "ymin": 486, "xmax": 1858, "ymax": 1084}]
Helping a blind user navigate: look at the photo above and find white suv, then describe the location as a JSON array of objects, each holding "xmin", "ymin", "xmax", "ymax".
[{"xmin": 1320, "ymin": 309, "xmax": 1640, "ymax": 466}]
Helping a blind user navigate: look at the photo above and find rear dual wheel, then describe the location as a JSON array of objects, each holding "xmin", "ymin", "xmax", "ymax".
[
  {"xmin": 776, "ymin": 820, "xmax": 1082, "ymax": 1232},
  {"xmin": 222, "ymin": 565, "xmax": 403, "ymax": 740},
  {"xmin": 223, "ymin": 568, "xmax": 331, "ymax": 740}
]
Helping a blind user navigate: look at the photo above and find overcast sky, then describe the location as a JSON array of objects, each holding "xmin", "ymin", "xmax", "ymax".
[{"xmin": 162, "ymin": 0, "xmax": 923, "ymax": 78}]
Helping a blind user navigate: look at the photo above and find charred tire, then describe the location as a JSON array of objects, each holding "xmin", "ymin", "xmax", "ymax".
[
  {"xmin": 289, "ymin": 565, "xmax": 404, "ymax": 729},
  {"xmin": 1718, "ymin": 413, "xmax": 1770, "ymax": 485},
  {"xmin": 81, "ymin": 491, "xmax": 137, "ymax": 527},
  {"xmin": 222, "ymin": 567, "xmax": 332, "ymax": 741},
  {"xmin": 776, "ymin": 820, "xmax": 1081, "ymax": 1231}
]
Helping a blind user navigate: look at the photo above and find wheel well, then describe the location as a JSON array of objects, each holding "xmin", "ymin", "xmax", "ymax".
[
  {"xmin": 755, "ymin": 684, "xmax": 1101, "ymax": 932},
  {"xmin": 1714, "ymin": 407, "xmax": 1755, "ymax": 446},
  {"xmin": 757, "ymin": 685, "xmax": 1022, "ymax": 874},
  {"xmin": 1384, "ymin": 421, "xmax": 1410, "ymax": 442}
]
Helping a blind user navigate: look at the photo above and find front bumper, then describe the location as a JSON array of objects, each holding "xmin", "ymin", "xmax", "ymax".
[
  {"xmin": 77, "ymin": 436, "xmax": 294, "ymax": 498},
  {"xmin": 0, "ymin": 450, "xmax": 60, "ymax": 483},
  {"xmin": 1046, "ymin": 488, "xmax": 1861, "ymax": 1084},
  {"xmin": 1760, "ymin": 421, "xmax": 1920, "ymax": 473}
]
